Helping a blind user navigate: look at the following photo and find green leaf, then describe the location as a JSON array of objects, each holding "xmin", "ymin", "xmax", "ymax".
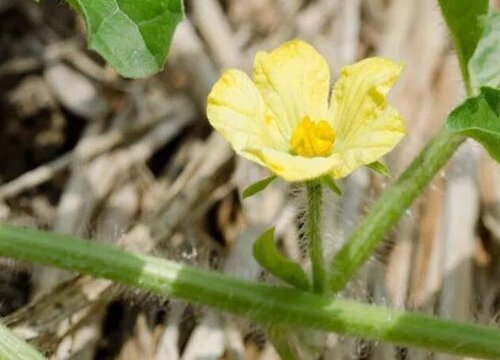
[
  {"xmin": 446, "ymin": 87, "xmax": 500, "ymax": 162},
  {"xmin": 66, "ymin": 0, "xmax": 184, "ymax": 78},
  {"xmin": 367, "ymin": 161, "xmax": 390, "ymax": 176},
  {"xmin": 241, "ymin": 175, "xmax": 276, "ymax": 199},
  {"xmin": 469, "ymin": 11, "xmax": 500, "ymax": 89},
  {"xmin": 437, "ymin": 0, "xmax": 488, "ymax": 90},
  {"xmin": 321, "ymin": 176, "xmax": 342, "ymax": 195},
  {"xmin": 253, "ymin": 228, "xmax": 310, "ymax": 291}
]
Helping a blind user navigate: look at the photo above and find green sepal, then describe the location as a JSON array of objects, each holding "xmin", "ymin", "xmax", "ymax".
[
  {"xmin": 367, "ymin": 161, "xmax": 390, "ymax": 176},
  {"xmin": 241, "ymin": 175, "xmax": 277, "ymax": 200},
  {"xmin": 320, "ymin": 176, "xmax": 342, "ymax": 195},
  {"xmin": 446, "ymin": 86, "xmax": 500, "ymax": 163},
  {"xmin": 253, "ymin": 228, "xmax": 310, "ymax": 291}
]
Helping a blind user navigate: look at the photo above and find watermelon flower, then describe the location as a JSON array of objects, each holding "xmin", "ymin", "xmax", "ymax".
[{"xmin": 207, "ymin": 40, "xmax": 405, "ymax": 182}]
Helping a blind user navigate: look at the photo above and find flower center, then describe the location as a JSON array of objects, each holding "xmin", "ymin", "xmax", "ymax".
[{"xmin": 289, "ymin": 116, "xmax": 335, "ymax": 157}]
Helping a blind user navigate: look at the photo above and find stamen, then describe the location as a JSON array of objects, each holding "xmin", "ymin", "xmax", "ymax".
[{"xmin": 290, "ymin": 116, "xmax": 335, "ymax": 157}]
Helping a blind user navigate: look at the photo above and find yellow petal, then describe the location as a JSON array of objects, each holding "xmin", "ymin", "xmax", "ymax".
[
  {"xmin": 253, "ymin": 40, "xmax": 330, "ymax": 138},
  {"xmin": 329, "ymin": 57, "xmax": 405, "ymax": 178},
  {"xmin": 330, "ymin": 107, "xmax": 405, "ymax": 178},
  {"xmin": 244, "ymin": 147, "xmax": 341, "ymax": 182},
  {"xmin": 207, "ymin": 69, "xmax": 288, "ymax": 162}
]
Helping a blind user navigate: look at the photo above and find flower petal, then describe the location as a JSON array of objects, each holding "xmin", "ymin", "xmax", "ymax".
[
  {"xmin": 253, "ymin": 40, "xmax": 330, "ymax": 137},
  {"xmin": 329, "ymin": 57, "xmax": 405, "ymax": 178},
  {"xmin": 244, "ymin": 147, "xmax": 341, "ymax": 182},
  {"xmin": 330, "ymin": 106, "xmax": 405, "ymax": 178},
  {"xmin": 207, "ymin": 69, "xmax": 288, "ymax": 161}
]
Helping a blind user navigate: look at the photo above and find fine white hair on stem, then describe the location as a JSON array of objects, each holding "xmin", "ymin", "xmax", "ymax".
[{"xmin": 288, "ymin": 183, "xmax": 345, "ymax": 282}]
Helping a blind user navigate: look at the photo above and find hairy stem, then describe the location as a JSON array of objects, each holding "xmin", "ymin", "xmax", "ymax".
[
  {"xmin": 328, "ymin": 129, "xmax": 463, "ymax": 292},
  {"xmin": 1, "ymin": 225, "xmax": 500, "ymax": 359},
  {"xmin": 306, "ymin": 181, "xmax": 325, "ymax": 293},
  {"xmin": 0, "ymin": 319, "xmax": 46, "ymax": 360}
]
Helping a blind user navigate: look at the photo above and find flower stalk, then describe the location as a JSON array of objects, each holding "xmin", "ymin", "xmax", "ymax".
[
  {"xmin": 305, "ymin": 181, "xmax": 326, "ymax": 293},
  {"xmin": 1, "ymin": 224, "xmax": 500, "ymax": 359}
]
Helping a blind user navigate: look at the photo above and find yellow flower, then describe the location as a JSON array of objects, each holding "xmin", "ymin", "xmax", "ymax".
[{"xmin": 207, "ymin": 40, "xmax": 405, "ymax": 182}]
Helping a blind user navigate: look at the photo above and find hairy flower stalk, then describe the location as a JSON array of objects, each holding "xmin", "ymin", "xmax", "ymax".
[{"xmin": 306, "ymin": 181, "xmax": 326, "ymax": 293}]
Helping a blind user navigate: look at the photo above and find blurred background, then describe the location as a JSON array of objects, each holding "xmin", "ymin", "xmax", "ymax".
[{"xmin": 1, "ymin": 0, "xmax": 500, "ymax": 359}]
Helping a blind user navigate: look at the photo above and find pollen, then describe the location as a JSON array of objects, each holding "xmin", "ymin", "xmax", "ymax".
[{"xmin": 290, "ymin": 116, "xmax": 335, "ymax": 158}]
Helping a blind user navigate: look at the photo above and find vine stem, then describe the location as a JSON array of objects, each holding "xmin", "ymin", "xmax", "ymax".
[
  {"xmin": 0, "ymin": 319, "xmax": 46, "ymax": 360},
  {"xmin": 327, "ymin": 0, "xmax": 479, "ymax": 292},
  {"xmin": 1, "ymin": 225, "xmax": 500, "ymax": 359},
  {"xmin": 328, "ymin": 129, "xmax": 463, "ymax": 292},
  {"xmin": 306, "ymin": 181, "xmax": 326, "ymax": 293}
]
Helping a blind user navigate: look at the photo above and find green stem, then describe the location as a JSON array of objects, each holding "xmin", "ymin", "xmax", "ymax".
[
  {"xmin": 328, "ymin": 129, "xmax": 464, "ymax": 293},
  {"xmin": 0, "ymin": 319, "xmax": 46, "ymax": 360},
  {"xmin": 306, "ymin": 181, "xmax": 325, "ymax": 293},
  {"xmin": 1, "ymin": 225, "xmax": 500, "ymax": 359}
]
